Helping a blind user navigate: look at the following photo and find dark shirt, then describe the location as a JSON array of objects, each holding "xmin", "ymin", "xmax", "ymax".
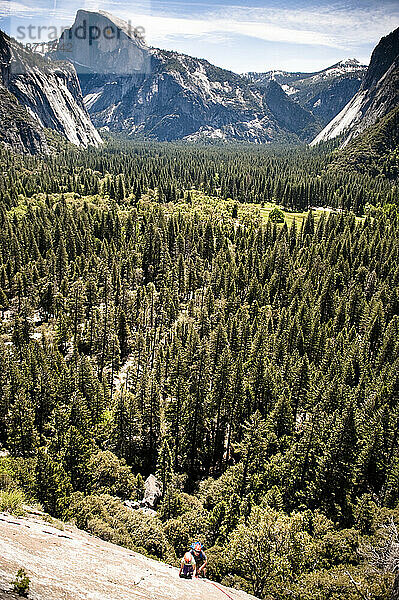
[{"xmin": 190, "ymin": 549, "xmax": 207, "ymax": 565}]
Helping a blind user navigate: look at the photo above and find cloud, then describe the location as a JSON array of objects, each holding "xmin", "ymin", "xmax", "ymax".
[
  {"xmin": 2, "ymin": 0, "xmax": 397, "ymax": 70},
  {"xmin": 246, "ymin": 3, "xmax": 398, "ymax": 47},
  {"xmin": 114, "ymin": 1, "xmax": 399, "ymax": 51},
  {"xmin": 0, "ymin": 0, "xmax": 46, "ymax": 17},
  {"xmin": 115, "ymin": 12, "xmax": 334, "ymax": 48}
]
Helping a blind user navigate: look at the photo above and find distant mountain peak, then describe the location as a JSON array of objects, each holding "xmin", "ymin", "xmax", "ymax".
[
  {"xmin": 338, "ymin": 58, "xmax": 361, "ymax": 66},
  {"xmin": 243, "ymin": 59, "xmax": 367, "ymax": 127},
  {"xmin": 92, "ymin": 9, "xmax": 147, "ymax": 47},
  {"xmin": 46, "ymin": 9, "xmax": 319, "ymax": 144},
  {"xmin": 324, "ymin": 58, "xmax": 366, "ymax": 74},
  {"xmin": 52, "ymin": 9, "xmax": 150, "ymax": 75}
]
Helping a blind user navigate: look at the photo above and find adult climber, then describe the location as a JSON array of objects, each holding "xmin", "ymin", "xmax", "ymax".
[{"xmin": 190, "ymin": 542, "xmax": 207, "ymax": 578}]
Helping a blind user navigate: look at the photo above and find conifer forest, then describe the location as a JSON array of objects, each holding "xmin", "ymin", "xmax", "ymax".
[{"xmin": 1, "ymin": 138, "xmax": 399, "ymax": 599}]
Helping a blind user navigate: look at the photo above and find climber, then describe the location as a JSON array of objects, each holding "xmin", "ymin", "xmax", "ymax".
[
  {"xmin": 179, "ymin": 551, "xmax": 196, "ymax": 579},
  {"xmin": 190, "ymin": 542, "xmax": 207, "ymax": 578}
]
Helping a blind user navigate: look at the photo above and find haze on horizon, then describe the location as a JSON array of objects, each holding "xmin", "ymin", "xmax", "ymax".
[{"xmin": 0, "ymin": 0, "xmax": 398, "ymax": 73}]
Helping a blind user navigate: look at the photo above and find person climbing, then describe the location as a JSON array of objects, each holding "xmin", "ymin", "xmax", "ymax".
[
  {"xmin": 190, "ymin": 542, "xmax": 207, "ymax": 578},
  {"xmin": 179, "ymin": 551, "xmax": 196, "ymax": 579}
]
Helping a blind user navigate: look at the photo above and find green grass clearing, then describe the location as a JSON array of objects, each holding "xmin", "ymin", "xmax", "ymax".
[{"xmin": 256, "ymin": 202, "xmax": 365, "ymax": 227}]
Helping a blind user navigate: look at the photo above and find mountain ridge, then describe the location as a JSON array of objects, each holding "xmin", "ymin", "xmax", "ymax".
[
  {"xmin": 48, "ymin": 9, "xmax": 320, "ymax": 144},
  {"xmin": 245, "ymin": 59, "xmax": 367, "ymax": 126}
]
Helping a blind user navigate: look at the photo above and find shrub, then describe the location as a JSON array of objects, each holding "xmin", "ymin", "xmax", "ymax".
[
  {"xmin": 67, "ymin": 493, "xmax": 173, "ymax": 561},
  {"xmin": 0, "ymin": 489, "xmax": 26, "ymax": 515},
  {"xmin": 179, "ymin": 505, "xmax": 210, "ymax": 542},
  {"xmin": 294, "ymin": 566, "xmax": 393, "ymax": 600},
  {"xmin": 206, "ymin": 545, "xmax": 232, "ymax": 582},
  {"xmin": 163, "ymin": 518, "xmax": 190, "ymax": 558},
  {"xmin": 321, "ymin": 529, "xmax": 360, "ymax": 568},
  {"xmin": 179, "ymin": 492, "xmax": 203, "ymax": 513},
  {"xmin": 0, "ymin": 457, "xmax": 14, "ymax": 491},
  {"xmin": 12, "ymin": 568, "xmax": 30, "ymax": 597},
  {"xmin": 228, "ymin": 506, "xmax": 313, "ymax": 597},
  {"xmin": 0, "ymin": 457, "xmax": 36, "ymax": 496},
  {"xmin": 198, "ymin": 464, "xmax": 243, "ymax": 509}
]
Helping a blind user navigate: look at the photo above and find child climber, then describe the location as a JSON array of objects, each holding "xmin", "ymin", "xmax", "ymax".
[{"xmin": 179, "ymin": 551, "xmax": 197, "ymax": 579}]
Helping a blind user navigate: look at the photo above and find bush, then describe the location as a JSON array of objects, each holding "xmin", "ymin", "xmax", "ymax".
[
  {"xmin": 198, "ymin": 464, "xmax": 243, "ymax": 509},
  {"xmin": 0, "ymin": 457, "xmax": 36, "ymax": 496},
  {"xmin": 87, "ymin": 450, "xmax": 137, "ymax": 499},
  {"xmin": 220, "ymin": 574, "xmax": 253, "ymax": 595},
  {"xmin": 12, "ymin": 568, "xmax": 30, "ymax": 597},
  {"xmin": 294, "ymin": 566, "xmax": 393, "ymax": 600},
  {"xmin": 67, "ymin": 493, "xmax": 174, "ymax": 561},
  {"xmin": 206, "ymin": 545, "xmax": 231, "ymax": 582},
  {"xmin": 0, "ymin": 489, "xmax": 26, "ymax": 515},
  {"xmin": 228, "ymin": 506, "xmax": 313, "ymax": 597},
  {"xmin": 179, "ymin": 505, "xmax": 210, "ymax": 542},
  {"xmin": 0, "ymin": 457, "xmax": 15, "ymax": 491},
  {"xmin": 321, "ymin": 529, "xmax": 360, "ymax": 568},
  {"xmin": 164, "ymin": 518, "xmax": 190, "ymax": 559}
]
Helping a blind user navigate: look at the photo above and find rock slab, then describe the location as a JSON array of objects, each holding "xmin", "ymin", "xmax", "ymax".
[{"xmin": 0, "ymin": 512, "xmax": 257, "ymax": 600}]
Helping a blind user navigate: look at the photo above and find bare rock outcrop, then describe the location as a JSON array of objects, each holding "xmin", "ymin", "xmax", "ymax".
[
  {"xmin": 142, "ymin": 474, "xmax": 163, "ymax": 509},
  {"xmin": 123, "ymin": 474, "xmax": 162, "ymax": 516},
  {"xmin": 0, "ymin": 511, "xmax": 257, "ymax": 600}
]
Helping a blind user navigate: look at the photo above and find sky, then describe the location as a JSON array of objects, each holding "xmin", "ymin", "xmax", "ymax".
[{"xmin": 1, "ymin": 0, "xmax": 398, "ymax": 73}]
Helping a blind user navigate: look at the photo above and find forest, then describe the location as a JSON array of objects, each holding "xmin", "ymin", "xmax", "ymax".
[{"xmin": 0, "ymin": 138, "xmax": 399, "ymax": 599}]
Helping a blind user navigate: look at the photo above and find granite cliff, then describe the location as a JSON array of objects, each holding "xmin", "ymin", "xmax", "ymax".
[{"xmin": 0, "ymin": 30, "xmax": 101, "ymax": 153}]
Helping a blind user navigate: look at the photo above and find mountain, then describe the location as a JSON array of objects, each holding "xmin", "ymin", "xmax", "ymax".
[
  {"xmin": 48, "ymin": 10, "xmax": 318, "ymax": 144},
  {"xmin": 0, "ymin": 30, "xmax": 102, "ymax": 153},
  {"xmin": 0, "ymin": 510, "xmax": 257, "ymax": 600},
  {"xmin": 262, "ymin": 79, "xmax": 321, "ymax": 139},
  {"xmin": 245, "ymin": 59, "xmax": 367, "ymax": 126},
  {"xmin": 311, "ymin": 27, "xmax": 399, "ymax": 146},
  {"xmin": 329, "ymin": 105, "xmax": 399, "ymax": 177},
  {"xmin": 0, "ymin": 84, "xmax": 49, "ymax": 153}
]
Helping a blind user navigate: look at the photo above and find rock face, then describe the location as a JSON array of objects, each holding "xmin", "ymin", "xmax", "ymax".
[
  {"xmin": 311, "ymin": 28, "xmax": 399, "ymax": 146},
  {"xmin": 124, "ymin": 474, "xmax": 162, "ymax": 516},
  {"xmin": 245, "ymin": 59, "xmax": 367, "ymax": 126},
  {"xmin": 49, "ymin": 10, "xmax": 318, "ymax": 143},
  {"xmin": 0, "ymin": 511, "xmax": 257, "ymax": 600},
  {"xmin": 0, "ymin": 85, "xmax": 49, "ymax": 153},
  {"xmin": 142, "ymin": 474, "xmax": 163, "ymax": 509},
  {"xmin": 50, "ymin": 10, "xmax": 150, "ymax": 77},
  {"xmin": 262, "ymin": 79, "xmax": 320, "ymax": 139},
  {"xmin": 0, "ymin": 30, "xmax": 102, "ymax": 153}
]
